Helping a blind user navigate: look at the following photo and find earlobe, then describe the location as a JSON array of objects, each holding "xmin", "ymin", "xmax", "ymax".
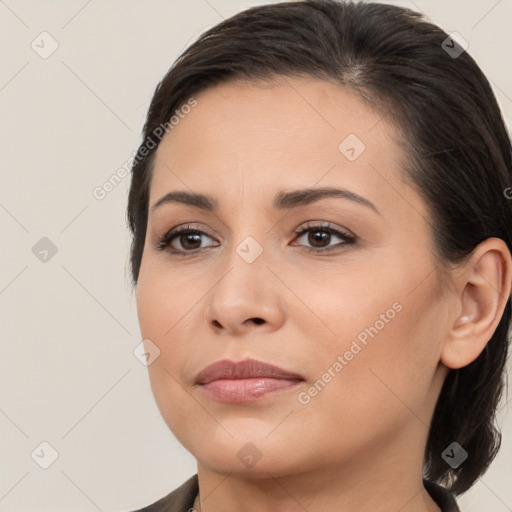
[{"xmin": 440, "ymin": 237, "xmax": 512, "ymax": 370}]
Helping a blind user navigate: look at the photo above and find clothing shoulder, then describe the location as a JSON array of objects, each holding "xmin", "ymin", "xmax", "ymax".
[{"xmin": 129, "ymin": 474, "xmax": 198, "ymax": 512}]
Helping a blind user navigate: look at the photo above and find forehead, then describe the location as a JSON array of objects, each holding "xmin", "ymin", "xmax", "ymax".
[
  {"xmin": 149, "ymin": 77, "xmax": 424, "ymax": 220},
  {"xmin": 154, "ymin": 76, "xmax": 396, "ymax": 158}
]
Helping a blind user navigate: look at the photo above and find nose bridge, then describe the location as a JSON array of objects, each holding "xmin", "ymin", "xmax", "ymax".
[
  {"xmin": 213, "ymin": 234, "xmax": 268, "ymax": 309},
  {"xmin": 203, "ymin": 230, "xmax": 284, "ymax": 333},
  {"xmin": 217, "ymin": 208, "xmax": 269, "ymax": 288}
]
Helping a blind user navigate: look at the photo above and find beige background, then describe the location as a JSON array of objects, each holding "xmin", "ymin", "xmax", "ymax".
[{"xmin": 1, "ymin": 0, "xmax": 511, "ymax": 511}]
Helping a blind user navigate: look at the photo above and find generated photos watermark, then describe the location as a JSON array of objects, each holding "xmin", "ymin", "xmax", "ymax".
[
  {"xmin": 92, "ymin": 97, "xmax": 198, "ymax": 201},
  {"xmin": 298, "ymin": 301, "xmax": 403, "ymax": 405}
]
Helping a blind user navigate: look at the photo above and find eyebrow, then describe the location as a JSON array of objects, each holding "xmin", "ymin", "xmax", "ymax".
[{"xmin": 150, "ymin": 187, "xmax": 380, "ymax": 216}]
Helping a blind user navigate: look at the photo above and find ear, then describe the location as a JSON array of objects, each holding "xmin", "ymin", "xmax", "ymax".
[{"xmin": 440, "ymin": 237, "xmax": 512, "ymax": 370}]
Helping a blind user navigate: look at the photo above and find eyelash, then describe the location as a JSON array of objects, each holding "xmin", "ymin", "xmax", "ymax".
[
  {"xmin": 153, "ymin": 222, "xmax": 356, "ymax": 255},
  {"xmin": 293, "ymin": 222, "xmax": 356, "ymax": 252}
]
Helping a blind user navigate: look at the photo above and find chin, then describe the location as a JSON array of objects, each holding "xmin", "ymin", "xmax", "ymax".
[
  {"xmin": 196, "ymin": 450, "xmax": 299, "ymax": 480},
  {"xmin": 181, "ymin": 429, "xmax": 306, "ymax": 478}
]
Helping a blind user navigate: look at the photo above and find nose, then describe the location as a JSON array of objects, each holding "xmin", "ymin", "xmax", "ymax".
[{"xmin": 203, "ymin": 249, "xmax": 285, "ymax": 337}]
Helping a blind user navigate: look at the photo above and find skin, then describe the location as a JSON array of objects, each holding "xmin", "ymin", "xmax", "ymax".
[{"xmin": 135, "ymin": 77, "xmax": 512, "ymax": 512}]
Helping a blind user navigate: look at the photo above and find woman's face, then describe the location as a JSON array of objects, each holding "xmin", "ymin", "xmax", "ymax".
[{"xmin": 136, "ymin": 77, "xmax": 451, "ymax": 478}]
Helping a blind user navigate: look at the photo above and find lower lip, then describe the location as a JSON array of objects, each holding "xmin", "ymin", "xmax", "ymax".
[{"xmin": 199, "ymin": 378, "xmax": 303, "ymax": 403}]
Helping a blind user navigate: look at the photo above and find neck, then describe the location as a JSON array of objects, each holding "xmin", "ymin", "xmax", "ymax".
[
  {"xmin": 193, "ymin": 432, "xmax": 441, "ymax": 512},
  {"xmin": 191, "ymin": 358, "xmax": 449, "ymax": 512}
]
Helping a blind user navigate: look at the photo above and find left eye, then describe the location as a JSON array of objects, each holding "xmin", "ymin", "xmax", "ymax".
[{"xmin": 292, "ymin": 223, "xmax": 356, "ymax": 252}]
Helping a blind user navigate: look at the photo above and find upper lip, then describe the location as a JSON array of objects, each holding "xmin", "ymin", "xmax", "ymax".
[{"xmin": 195, "ymin": 358, "xmax": 304, "ymax": 385}]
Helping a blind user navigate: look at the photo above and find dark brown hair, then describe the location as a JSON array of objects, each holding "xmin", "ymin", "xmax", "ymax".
[{"xmin": 127, "ymin": 0, "xmax": 512, "ymax": 495}]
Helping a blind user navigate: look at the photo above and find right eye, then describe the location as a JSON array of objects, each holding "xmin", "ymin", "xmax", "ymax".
[{"xmin": 153, "ymin": 225, "xmax": 219, "ymax": 254}]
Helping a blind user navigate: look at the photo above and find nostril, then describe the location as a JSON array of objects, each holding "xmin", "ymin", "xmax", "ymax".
[{"xmin": 251, "ymin": 317, "xmax": 265, "ymax": 325}]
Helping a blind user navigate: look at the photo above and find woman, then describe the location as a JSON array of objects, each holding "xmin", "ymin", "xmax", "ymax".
[{"xmin": 126, "ymin": 1, "xmax": 512, "ymax": 511}]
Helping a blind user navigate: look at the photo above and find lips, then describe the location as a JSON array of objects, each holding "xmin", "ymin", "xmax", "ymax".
[
  {"xmin": 195, "ymin": 359, "xmax": 305, "ymax": 403},
  {"xmin": 195, "ymin": 358, "xmax": 304, "ymax": 385}
]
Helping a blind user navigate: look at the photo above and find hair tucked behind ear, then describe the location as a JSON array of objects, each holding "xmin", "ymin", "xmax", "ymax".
[{"xmin": 127, "ymin": 0, "xmax": 512, "ymax": 494}]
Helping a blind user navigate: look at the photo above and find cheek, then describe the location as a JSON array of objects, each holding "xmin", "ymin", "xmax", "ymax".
[
  {"xmin": 136, "ymin": 270, "xmax": 188, "ymax": 389},
  {"xmin": 295, "ymin": 301, "xmax": 437, "ymax": 458},
  {"xmin": 296, "ymin": 260, "xmax": 441, "ymax": 411},
  {"xmin": 136, "ymin": 261, "xmax": 215, "ymax": 406},
  {"xmin": 283, "ymin": 262, "xmax": 403, "ymax": 360},
  {"xmin": 136, "ymin": 260, "xmax": 204, "ymax": 343},
  {"xmin": 136, "ymin": 280, "xmax": 196, "ymax": 439}
]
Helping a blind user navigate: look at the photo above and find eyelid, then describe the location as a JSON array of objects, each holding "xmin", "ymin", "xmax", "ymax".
[{"xmin": 293, "ymin": 221, "xmax": 355, "ymax": 239}]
